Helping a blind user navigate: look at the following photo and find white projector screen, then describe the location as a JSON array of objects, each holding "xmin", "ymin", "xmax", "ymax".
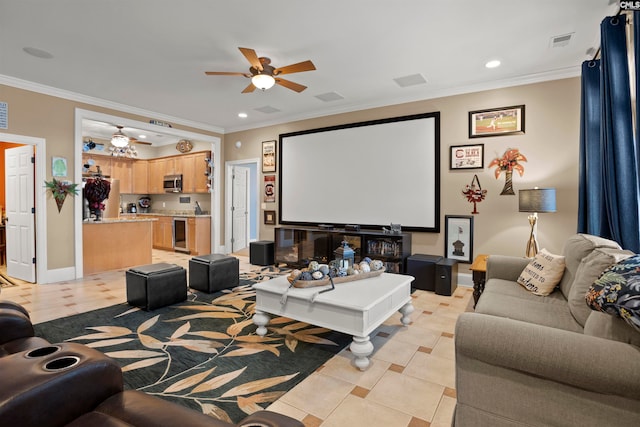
[{"xmin": 279, "ymin": 112, "xmax": 440, "ymax": 232}]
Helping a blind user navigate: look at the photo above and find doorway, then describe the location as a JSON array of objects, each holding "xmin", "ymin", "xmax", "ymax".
[
  {"xmin": 225, "ymin": 159, "xmax": 259, "ymax": 254},
  {"xmin": 0, "ymin": 132, "xmax": 47, "ymax": 283}
]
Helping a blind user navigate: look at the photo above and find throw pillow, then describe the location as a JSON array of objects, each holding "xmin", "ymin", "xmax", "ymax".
[
  {"xmin": 585, "ymin": 254, "xmax": 640, "ymax": 332},
  {"xmin": 517, "ymin": 249, "xmax": 566, "ymax": 296}
]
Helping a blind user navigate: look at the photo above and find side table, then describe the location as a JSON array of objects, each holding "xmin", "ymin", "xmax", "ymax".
[{"xmin": 470, "ymin": 254, "xmax": 489, "ymax": 307}]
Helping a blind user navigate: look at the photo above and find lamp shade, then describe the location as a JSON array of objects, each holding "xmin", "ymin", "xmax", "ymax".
[
  {"xmin": 251, "ymin": 73, "xmax": 276, "ymax": 90},
  {"xmin": 518, "ymin": 188, "xmax": 556, "ymax": 213},
  {"xmin": 111, "ymin": 130, "xmax": 129, "ymax": 148}
]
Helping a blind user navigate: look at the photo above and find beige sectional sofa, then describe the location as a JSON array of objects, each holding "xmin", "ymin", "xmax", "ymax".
[{"xmin": 453, "ymin": 234, "xmax": 640, "ymax": 427}]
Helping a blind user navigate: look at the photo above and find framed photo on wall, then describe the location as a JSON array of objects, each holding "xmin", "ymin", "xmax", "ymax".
[
  {"xmin": 264, "ymin": 210, "xmax": 276, "ymax": 225},
  {"xmin": 262, "ymin": 140, "xmax": 276, "ymax": 172},
  {"xmin": 450, "ymin": 144, "xmax": 484, "ymax": 170},
  {"xmin": 263, "ymin": 174, "xmax": 275, "ymax": 203},
  {"xmin": 469, "ymin": 105, "xmax": 525, "ymax": 138},
  {"xmin": 444, "ymin": 215, "xmax": 474, "ymax": 263}
]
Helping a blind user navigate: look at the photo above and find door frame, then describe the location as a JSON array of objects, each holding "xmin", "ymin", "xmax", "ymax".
[
  {"xmin": 225, "ymin": 159, "xmax": 259, "ymax": 253},
  {"xmin": 73, "ymin": 109, "xmax": 222, "ymax": 278},
  {"xmin": 0, "ymin": 132, "xmax": 47, "ymax": 283}
]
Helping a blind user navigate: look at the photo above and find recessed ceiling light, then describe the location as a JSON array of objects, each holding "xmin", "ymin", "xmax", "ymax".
[
  {"xmin": 485, "ymin": 60, "xmax": 501, "ymax": 69},
  {"xmin": 238, "ymin": 112, "xmax": 248, "ymax": 118},
  {"xmin": 138, "ymin": 134, "xmax": 147, "ymax": 139},
  {"xmin": 22, "ymin": 46, "xmax": 54, "ymax": 59}
]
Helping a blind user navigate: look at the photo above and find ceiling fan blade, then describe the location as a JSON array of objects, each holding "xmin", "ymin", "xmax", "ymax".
[
  {"xmin": 241, "ymin": 82, "xmax": 257, "ymax": 93},
  {"xmin": 130, "ymin": 139, "xmax": 152, "ymax": 145},
  {"xmin": 275, "ymin": 60, "xmax": 316, "ymax": 75},
  {"xmin": 239, "ymin": 47, "xmax": 263, "ymax": 71},
  {"xmin": 275, "ymin": 78, "xmax": 307, "ymax": 93},
  {"xmin": 205, "ymin": 71, "xmax": 249, "ymax": 76}
]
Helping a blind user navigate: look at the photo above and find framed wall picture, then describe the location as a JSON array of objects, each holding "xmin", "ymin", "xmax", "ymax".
[
  {"xmin": 444, "ymin": 215, "xmax": 474, "ymax": 263},
  {"xmin": 52, "ymin": 156, "xmax": 68, "ymax": 177},
  {"xmin": 264, "ymin": 210, "xmax": 276, "ymax": 225},
  {"xmin": 263, "ymin": 174, "xmax": 275, "ymax": 203},
  {"xmin": 450, "ymin": 144, "xmax": 484, "ymax": 170},
  {"xmin": 262, "ymin": 140, "xmax": 276, "ymax": 172},
  {"xmin": 469, "ymin": 105, "xmax": 525, "ymax": 138}
]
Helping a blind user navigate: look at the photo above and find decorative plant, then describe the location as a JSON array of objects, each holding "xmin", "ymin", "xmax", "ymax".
[
  {"xmin": 83, "ymin": 177, "xmax": 111, "ymax": 214},
  {"xmin": 488, "ymin": 148, "xmax": 527, "ymax": 195},
  {"xmin": 44, "ymin": 178, "xmax": 79, "ymax": 213}
]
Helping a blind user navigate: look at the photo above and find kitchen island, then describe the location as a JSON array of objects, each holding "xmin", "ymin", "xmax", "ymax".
[{"xmin": 83, "ymin": 217, "xmax": 156, "ymax": 275}]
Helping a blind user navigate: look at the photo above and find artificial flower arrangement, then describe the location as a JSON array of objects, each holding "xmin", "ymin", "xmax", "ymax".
[
  {"xmin": 44, "ymin": 178, "xmax": 79, "ymax": 212},
  {"xmin": 83, "ymin": 177, "xmax": 111, "ymax": 216},
  {"xmin": 488, "ymin": 148, "xmax": 527, "ymax": 195}
]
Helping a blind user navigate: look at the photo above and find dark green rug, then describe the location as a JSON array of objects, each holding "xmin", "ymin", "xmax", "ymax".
[{"xmin": 34, "ymin": 266, "xmax": 351, "ymax": 423}]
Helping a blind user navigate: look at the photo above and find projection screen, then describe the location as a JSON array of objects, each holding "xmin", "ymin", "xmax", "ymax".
[{"xmin": 278, "ymin": 112, "xmax": 440, "ymax": 232}]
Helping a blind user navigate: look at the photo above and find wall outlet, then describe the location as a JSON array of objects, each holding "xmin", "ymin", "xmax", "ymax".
[{"xmin": 162, "ymin": 202, "xmax": 166, "ymax": 208}]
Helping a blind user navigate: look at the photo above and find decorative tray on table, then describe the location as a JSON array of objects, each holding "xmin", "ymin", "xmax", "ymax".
[{"xmin": 287, "ymin": 259, "xmax": 386, "ymax": 289}]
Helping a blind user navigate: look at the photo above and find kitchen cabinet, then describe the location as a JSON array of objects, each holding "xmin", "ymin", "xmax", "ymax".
[
  {"xmin": 152, "ymin": 216, "xmax": 174, "ymax": 250},
  {"xmin": 82, "ymin": 154, "xmax": 112, "ymax": 177},
  {"xmin": 132, "ymin": 160, "xmax": 149, "ymax": 194},
  {"xmin": 188, "ymin": 217, "xmax": 211, "ymax": 255},
  {"xmin": 147, "ymin": 151, "xmax": 211, "ymax": 194},
  {"xmin": 111, "ymin": 158, "xmax": 133, "ymax": 193},
  {"xmin": 148, "ymin": 157, "xmax": 177, "ymax": 194}
]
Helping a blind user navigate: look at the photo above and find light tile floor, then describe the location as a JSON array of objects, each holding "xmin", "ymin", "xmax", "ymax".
[{"xmin": 0, "ymin": 250, "xmax": 473, "ymax": 427}]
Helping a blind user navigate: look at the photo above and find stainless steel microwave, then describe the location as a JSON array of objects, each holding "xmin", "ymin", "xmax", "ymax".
[{"xmin": 163, "ymin": 174, "xmax": 182, "ymax": 193}]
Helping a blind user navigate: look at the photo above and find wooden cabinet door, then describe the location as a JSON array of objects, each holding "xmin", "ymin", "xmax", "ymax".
[
  {"xmin": 132, "ymin": 160, "xmax": 149, "ymax": 194},
  {"xmin": 193, "ymin": 152, "xmax": 211, "ymax": 193},
  {"xmin": 179, "ymin": 155, "xmax": 196, "ymax": 192},
  {"xmin": 147, "ymin": 159, "xmax": 164, "ymax": 194},
  {"xmin": 188, "ymin": 217, "xmax": 211, "ymax": 255},
  {"xmin": 83, "ymin": 154, "xmax": 112, "ymax": 177},
  {"xmin": 111, "ymin": 158, "xmax": 133, "ymax": 193},
  {"xmin": 152, "ymin": 216, "xmax": 173, "ymax": 250}
]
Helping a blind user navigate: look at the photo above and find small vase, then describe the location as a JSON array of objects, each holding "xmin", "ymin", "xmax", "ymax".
[
  {"xmin": 93, "ymin": 209, "xmax": 102, "ymax": 221},
  {"xmin": 500, "ymin": 170, "xmax": 515, "ymax": 195}
]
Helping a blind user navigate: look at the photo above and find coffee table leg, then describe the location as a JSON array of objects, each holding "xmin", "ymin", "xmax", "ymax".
[
  {"xmin": 253, "ymin": 310, "xmax": 270, "ymax": 336},
  {"xmin": 399, "ymin": 302, "xmax": 414, "ymax": 326},
  {"xmin": 350, "ymin": 336, "xmax": 374, "ymax": 371}
]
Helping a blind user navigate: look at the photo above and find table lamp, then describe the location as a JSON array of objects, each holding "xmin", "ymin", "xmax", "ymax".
[{"xmin": 518, "ymin": 188, "xmax": 556, "ymax": 258}]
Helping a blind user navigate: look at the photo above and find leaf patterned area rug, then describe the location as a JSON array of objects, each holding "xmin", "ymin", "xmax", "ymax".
[{"xmin": 34, "ymin": 266, "xmax": 351, "ymax": 423}]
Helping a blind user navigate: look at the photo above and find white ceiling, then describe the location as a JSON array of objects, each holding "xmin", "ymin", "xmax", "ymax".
[{"xmin": 0, "ymin": 1, "xmax": 619, "ymax": 135}]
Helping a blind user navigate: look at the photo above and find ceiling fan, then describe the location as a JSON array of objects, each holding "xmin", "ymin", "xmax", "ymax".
[
  {"xmin": 205, "ymin": 47, "xmax": 316, "ymax": 93},
  {"xmin": 111, "ymin": 125, "xmax": 152, "ymax": 146}
]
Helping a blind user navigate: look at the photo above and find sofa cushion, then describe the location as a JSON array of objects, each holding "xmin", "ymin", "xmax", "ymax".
[
  {"xmin": 586, "ymin": 255, "xmax": 640, "ymax": 332},
  {"xmin": 558, "ymin": 234, "xmax": 621, "ymax": 300},
  {"xmin": 568, "ymin": 247, "xmax": 634, "ymax": 327},
  {"xmin": 516, "ymin": 249, "xmax": 565, "ymax": 296},
  {"xmin": 476, "ymin": 282, "xmax": 583, "ymax": 333},
  {"xmin": 584, "ymin": 311, "xmax": 640, "ymax": 347}
]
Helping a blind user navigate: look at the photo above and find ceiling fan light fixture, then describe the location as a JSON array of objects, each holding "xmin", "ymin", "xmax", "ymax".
[
  {"xmin": 111, "ymin": 128, "xmax": 130, "ymax": 148},
  {"xmin": 251, "ymin": 73, "xmax": 276, "ymax": 90}
]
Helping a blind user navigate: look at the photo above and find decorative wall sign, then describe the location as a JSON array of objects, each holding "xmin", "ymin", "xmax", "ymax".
[
  {"xmin": 445, "ymin": 215, "xmax": 474, "ymax": 263},
  {"xmin": 462, "ymin": 174, "xmax": 486, "ymax": 214},
  {"xmin": 488, "ymin": 148, "xmax": 527, "ymax": 195},
  {"xmin": 262, "ymin": 140, "xmax": 276, "ymax": 172},
  {"xmin": 469, "ymin": 105, "xmax": 525, "ymax": 138},
  {"xmin": 264, "ymin": 210, "xmax": 276, "ymax": 225},
  {"xmin": 51, "ymin": 156, "xmax": 68, "ymax": 177},
  {"xmin": 450, "ymin": 144, "xmax": 484, "ymax": 170},
  {"xmin": 264, "ymin": 174, "xmax": 275, "ymax": 203},
  {"xmin": 176, "ymin": 139, "xmax": 193, "ymax": 153}
]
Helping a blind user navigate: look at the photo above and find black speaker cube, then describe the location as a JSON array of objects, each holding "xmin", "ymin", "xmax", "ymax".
[
  {"xmin": 250, "ymin": 241, "xmax": 275, "ymax": 266},
  {"xmin": 436, "ymin": 258, "xmax": 459, "ymax": 296},
  {"xmin": 406, "ymin": 254, "xmax": 443, "ymax": 291}
]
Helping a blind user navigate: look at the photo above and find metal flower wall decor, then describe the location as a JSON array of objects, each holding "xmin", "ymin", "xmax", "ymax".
[
  {"xmin": 488, "ymin": 148, "xmax": 527, "ymax": 195},
  {"xmin": 44, "ymin": 178, "xmax": 79, "ymax": 212}
]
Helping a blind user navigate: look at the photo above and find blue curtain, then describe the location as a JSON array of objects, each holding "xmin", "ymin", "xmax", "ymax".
[{"xmin": 578, "ymin": 14, "xmax": 640, "ymax": 252}]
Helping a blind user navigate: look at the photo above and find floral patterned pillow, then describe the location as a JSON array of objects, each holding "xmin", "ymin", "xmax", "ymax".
[{"xmin": 586, "ymin": 255, "xmax": 640, "ymax": 332}]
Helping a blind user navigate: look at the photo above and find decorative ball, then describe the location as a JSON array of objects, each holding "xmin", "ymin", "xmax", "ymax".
[
  {"xmin": 347, "ymin": 267, "xmax": 356, "ymax": 276},
  {"xmin": 319, "ymin": 264, "xmax": 330, "ymax": 275},
  {"xmin": 338, "ymin": 267, "xmax": 348, "ymax": 277},
  {"xmin": 308, "ymin": 261, "xmax": 320, "ymax": 272},
  {"xmin": 370, "ymin": 260, "xmax": 385, "ymax": 271},
  {"xmin": 312, "ymin": 271, "xmax": 324, "ymax": 280},
  {"xmin": 291, "ymin": 269, "xmax": 302, "ymax": 278},
  {"xmin": 360, "ymin": 263, "xmax": 371, "ymax": 273},
  {"xmin": 363, "ymin": 257, "xmax": 372, "ymax": 264},
  {"xmin": 301, "ymin": 272, "xmax": 313, "ymax": 281}
]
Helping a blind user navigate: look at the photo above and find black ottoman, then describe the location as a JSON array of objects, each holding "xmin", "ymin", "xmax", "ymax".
[
  {"xmin": 250, "ymin": 240, "xmax": 274, "ymax": 266},
  {"xmin": 189, "ymin": 254, "xmax": 239, "ymax": 293},
  {"xmin": 126, "ymin": 263, "xmax": 187, "ymax": 311},
  {"xmin": 406, "ymin": 254, "xmax": 443, "ymax": 291}
]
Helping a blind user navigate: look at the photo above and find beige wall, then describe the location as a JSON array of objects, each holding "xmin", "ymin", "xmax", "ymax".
[
  {"xmin": 226, "ymin": 77, "xmax": 581, "ymax": 268},
  {"xmin": 1, "ymin": 84, "xmax": 223, "ymax": 271}
]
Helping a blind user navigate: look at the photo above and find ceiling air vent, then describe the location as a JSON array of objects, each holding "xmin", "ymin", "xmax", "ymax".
[
  {"xmin": 551, "ymin": 33, "xmax": 573, "ymax": 48},
  {"xmin": 254, "ymin": 105, "xmax": 281, "ymax": 114},
  {"xmin": 315, "ymin": 92, "xmax": 345, "ymax": 102},
  {"xmin": 393, "ymin": 73, "xmax": 427, "ymax": 88}
]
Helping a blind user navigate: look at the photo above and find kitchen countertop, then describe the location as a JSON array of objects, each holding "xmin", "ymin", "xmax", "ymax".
[
  {"xmin": 121, "ymin": 212, "xmax": 212, "ymax": 218},
  {"xmin": 83, "ymin": 217, "xmax": 158, "ymax": 224}
]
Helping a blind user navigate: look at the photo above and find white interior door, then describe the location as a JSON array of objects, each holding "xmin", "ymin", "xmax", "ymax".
[
  {"xmin": 231, "ymin": 166, "xmax": 250, "ymax": 252},
  {"xmin": 5, "ymin": 145, "xmax": 36, "ymax": 282}
]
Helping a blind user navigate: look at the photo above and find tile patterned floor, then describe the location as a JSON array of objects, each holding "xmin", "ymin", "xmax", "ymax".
[{"xmin": 0, "ymin": 250, "xmax": 472, "ymax": 427}]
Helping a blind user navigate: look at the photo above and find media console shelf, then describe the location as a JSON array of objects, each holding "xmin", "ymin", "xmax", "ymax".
[{"xmin": 274, "ymin": 226, "xmax": 412, "ymax": 273}]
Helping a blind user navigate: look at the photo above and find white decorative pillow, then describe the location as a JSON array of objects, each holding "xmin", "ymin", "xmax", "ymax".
[{"xmin": 517, "ymin": 249, "xmax": 566, "ymax": 296}]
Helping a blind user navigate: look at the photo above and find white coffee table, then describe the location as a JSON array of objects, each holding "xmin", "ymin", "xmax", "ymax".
[{"xmin": 252, "ymin": 272, "xmax": 415, "ymax": 370}]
